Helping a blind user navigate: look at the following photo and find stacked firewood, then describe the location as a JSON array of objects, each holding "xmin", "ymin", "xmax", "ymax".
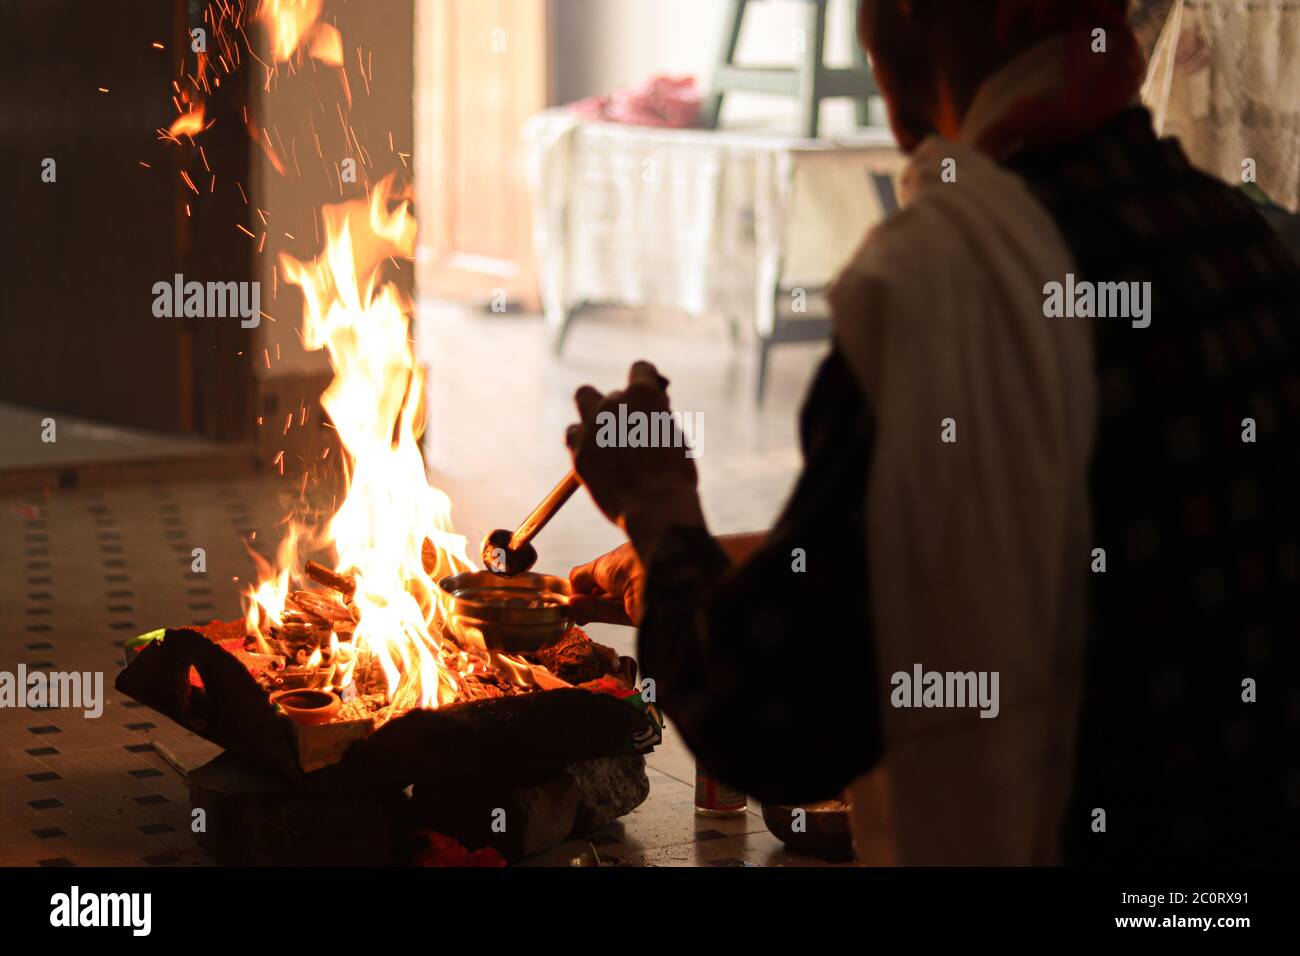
[
  {"xmin": 245, "ymin": 559, "xmax": 377, "ymax": 698},
  {"xmin": 267, "ymin": 562, "xmax": 357, "ymax": 655},
  {"xmin": 238, "ymin": 544, "xmax": 632, "ymax": 719},
  {"xmin": 243, "ymin": 555, "xmax": 546, "ymax": 712},
  {"xmin": 456, "ymin": 669, "xmax": 537, "ymax": 703}
]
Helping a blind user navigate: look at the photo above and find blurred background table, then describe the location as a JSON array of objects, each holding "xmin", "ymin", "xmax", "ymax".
[{"xmin": 523, "ymin": 111, "xmax": 902, "ymax": 402}]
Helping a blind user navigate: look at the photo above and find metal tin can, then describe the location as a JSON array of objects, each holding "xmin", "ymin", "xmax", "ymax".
[{"xmin": 694, "ymin": 766, "xmax": 747, "ymax": 817}]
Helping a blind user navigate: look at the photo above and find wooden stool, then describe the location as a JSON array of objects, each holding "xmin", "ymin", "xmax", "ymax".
[{"xmin": 699, "ymin": 0, "xmax": 879, "ymax": 138}]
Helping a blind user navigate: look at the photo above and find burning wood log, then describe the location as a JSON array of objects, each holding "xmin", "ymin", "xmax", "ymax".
[
  {"xmin": 351, "ymin": 651, "xmax": 389, "ymax": 697},
  {"xmin": 305, "ymin": 560, "xmax": 356, "ymax": 599},
  {"xmin": 276, "ymin": 621, "xmax": 331, "ymax": 645},
  {"xmin": 257, "ymin": 637, "xmax": 306, "ymax": 660},
  {"xmin": 276, "ymin": 665, "xmax": 327, "ymax": 690},
  {"xmin": 230, "ymin": 648, "xmax": 286, "ymax": 676},
  {"xmin": 460, "ymin": 680, "xmax": 506, "ymax": 702},
  {"xmin": 287, "ymin": 589, "xmax": 355, "ymax": 626}
]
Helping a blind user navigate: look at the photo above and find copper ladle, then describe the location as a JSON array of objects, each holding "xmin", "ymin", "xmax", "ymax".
[{"xmin": 481, "ymin": 469, "xmax": 581, "ymax": 577}]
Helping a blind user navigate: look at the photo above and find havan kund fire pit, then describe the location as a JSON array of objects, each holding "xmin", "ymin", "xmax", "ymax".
[
  {"xmin": 116, "ymin": 587, "xmax": 659, "ymax": 864},
  {"xmin": 117, "ymin": 538, "xmax": 656, "ymax": 782}
]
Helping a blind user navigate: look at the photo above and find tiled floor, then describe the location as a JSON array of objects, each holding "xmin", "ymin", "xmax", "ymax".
[{"xmin": 0, "ymin": 302, "xmax": 842, "ymax": 866}]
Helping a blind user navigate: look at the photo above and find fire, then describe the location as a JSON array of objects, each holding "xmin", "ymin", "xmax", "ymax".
[
  {"xmin": 258, "ymin": 0, "xmax": 347, "ymax": 75},
  {"xmin": 223, "ymin": 0, "xmax": 535, "ymax": 716},
  {"xmin": 240, "ymin": 175, "xmax": 475, "ymax": 713},
  {"xmin": 242, "ymin": 523, "xmax": 299, "ymax": 653},
  {"xmin": 168, "ymin": 106, "xmax": 205, "ymax": 138},
  {"xmin": 308, "ymin": 23, "xmax": 345, "ymax": 68},
  {"xmin": 258, "ymin": 0, "xmax": 324, "ymax": 62}
]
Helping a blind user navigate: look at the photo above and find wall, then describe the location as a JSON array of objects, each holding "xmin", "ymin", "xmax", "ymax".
[{"xmin": 0, "ymin": 0, "xmax": 255, "ymax": 439}]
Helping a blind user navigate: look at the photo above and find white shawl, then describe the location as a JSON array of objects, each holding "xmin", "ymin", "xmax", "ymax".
[{"xmin": 831, "ymin": 41, "xmax": 1098, "ymax": 865}]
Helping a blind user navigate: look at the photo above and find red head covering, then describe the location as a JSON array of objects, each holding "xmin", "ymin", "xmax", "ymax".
[{"xmin": 975, "ymin": 0, "xmax": 1146, "ymax": 155}]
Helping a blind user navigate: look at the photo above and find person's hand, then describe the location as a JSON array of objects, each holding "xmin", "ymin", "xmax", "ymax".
[
  {"xmin": 568, "ymin": 542, "xmax": 644, "ymax": 626},
  {"xmin": 566, "ymin": 361, "xmax": 706, "ymax": 560}
]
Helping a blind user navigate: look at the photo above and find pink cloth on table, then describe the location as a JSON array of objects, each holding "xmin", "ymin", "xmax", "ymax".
[{"xmin": 569, "ymin": 75, "xmax": 701, "ymax": 128}]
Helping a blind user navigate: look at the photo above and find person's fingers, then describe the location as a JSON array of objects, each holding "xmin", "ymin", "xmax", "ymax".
[
  {"xmin": 569, "ymin": 559, "xmax": 605, "ymax": 595},
  {"xmin": 571, "ymin": 545, "xmax": 639, "ymax": 594},
  {"xmin": 565, "ymin": 423, "xmax": 582, "ymax": 451},
  {"xmin": 628, "ymin": 360, "xmax": 668, "ymax": 391},
  {"xmin": 574, "ymin": 385, "xmax": 604, "ymax": 423},
  {"xmin": 623, "ymin": 588, "xmax": 644, "ymax": 627}
]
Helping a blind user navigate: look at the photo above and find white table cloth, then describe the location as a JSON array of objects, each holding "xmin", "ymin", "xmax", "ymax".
[{"xmin": 521, "ymin": 110, "xmax": 903, "ymax": 347}]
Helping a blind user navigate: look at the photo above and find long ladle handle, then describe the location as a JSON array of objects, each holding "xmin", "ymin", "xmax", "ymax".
[{"xmin": 508, "ymin": 469, "xmax": 582, "ymax": 552}]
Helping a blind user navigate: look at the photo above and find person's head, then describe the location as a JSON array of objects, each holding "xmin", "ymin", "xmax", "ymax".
[{"xmin": 858, "ymin": 0, "xmax": 1131, "ymax": 150}]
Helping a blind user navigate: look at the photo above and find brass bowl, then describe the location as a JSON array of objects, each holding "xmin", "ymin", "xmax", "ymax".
[{"xmin": 438, "ymin": 570, "xmax": 574, "ymax": 654}]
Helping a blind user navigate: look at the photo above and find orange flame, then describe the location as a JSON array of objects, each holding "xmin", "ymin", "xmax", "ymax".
[
  {"xmin": 168, "ymin": 105, "xmax": 205, "ymax": 138},
  {"xmin": 267, "ymin": 175, "xmax": 474, "ymax": 711},
  {"xmin": 237, "ymin": 0, "xmax": 542, "ymax": 718},
  {"xmin": 258, "ymin": 0, "xmax": 324, "ymax": 62},
  {"xmin": 242, "ymin": 524, "xmax": 300, "ymax": 653},
  {"xmin": 309, "ymin": 22, "xmax": 344, "ymax": 68}
]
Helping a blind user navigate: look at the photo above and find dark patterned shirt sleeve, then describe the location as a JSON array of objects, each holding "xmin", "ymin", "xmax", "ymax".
[{"xmin": 636, "ymin": 349, "xmax": 883, "ymax": 804}]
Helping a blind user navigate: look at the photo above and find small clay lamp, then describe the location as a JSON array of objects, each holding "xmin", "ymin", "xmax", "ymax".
[{"xmin": 269, "ymin": 688, "xmax": 341, "ymax": 725}]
